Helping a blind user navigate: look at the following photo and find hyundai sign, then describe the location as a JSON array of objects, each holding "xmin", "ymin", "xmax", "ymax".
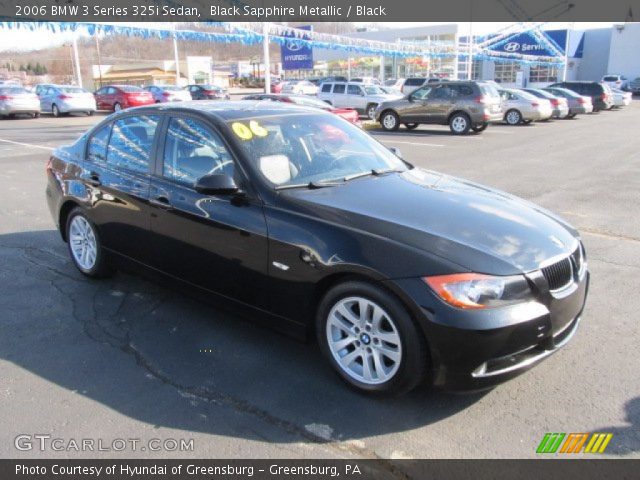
[
  {"xmin": 486, "ymin": 30, "xmax": 583, "ymax": 58},
  {"xmin": 281, "ymin": 25, "xmax": 314, "ymax": 70}
]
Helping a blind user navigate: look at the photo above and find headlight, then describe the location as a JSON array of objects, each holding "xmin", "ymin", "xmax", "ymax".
[{"xmin": 423, "ymin": 273, "xmax": 533, "ymax": 309}]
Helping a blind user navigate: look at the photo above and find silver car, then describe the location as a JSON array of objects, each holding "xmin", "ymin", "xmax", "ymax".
[
  {"xmin": 611, "ymin": 87, "xmax": 632, "ymax": 107},
  {"xmin": 0, "ymin": 86, "xmax": 40, "ymax": 118},
  {"xmin": 521, "ymin": 88, "xmax": 569, "ymax": 119},
  {"xmin": 38, "ymin": 85, "xmax": 96, "ymax": 117},
  {"xmin": 501, "ymin": 88, "xmax": 552, "ymax": 125},
  {"xmin": 543, "ymin": 87, "xmax": 593, "ymax": 117},
  {"xmin": 144, "ymin": 85, "xmax": 192, "ymax": 103},
  {"xmin": 318, "ymin": 82, "xmax": 403, "ymax": 119}
]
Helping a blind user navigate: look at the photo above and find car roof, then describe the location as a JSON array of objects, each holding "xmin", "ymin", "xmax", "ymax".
[{"xmin": 121, "ymin": 100, "xmax": 328, "ymax": 122}]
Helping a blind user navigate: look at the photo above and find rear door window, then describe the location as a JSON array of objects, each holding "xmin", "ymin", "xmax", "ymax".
[
  {"xmin": 333, "ymin": 84, "xmax": 346, "ymax": 94},
  {"xmin": 347, "ymin": 85, "xmax": 361, "ymax": 95},
  {"xmin": 404, "ymin": 78, "xmax": 424, "ymax": 87},
  {"xmin": 106, "ymin": 115, "xmax": 160, "ymax": 173}
]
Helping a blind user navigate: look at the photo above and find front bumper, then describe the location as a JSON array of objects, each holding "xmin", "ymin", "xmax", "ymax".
[{"xmin": 386, "ymin": 269, "xmax": 589, "ymax": 391}]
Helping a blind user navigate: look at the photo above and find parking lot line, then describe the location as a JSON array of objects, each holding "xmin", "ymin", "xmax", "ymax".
[
  {"xmin": 382, "ymin": 140, "xmax": 446, "ymax": 147},
  {"xmin": 0, "ymin": 138, "xmax": 54, "ymax": 151}
]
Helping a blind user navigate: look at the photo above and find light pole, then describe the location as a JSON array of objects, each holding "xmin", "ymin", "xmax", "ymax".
[{"xmin": 263, "ymin": 23, "xmax": 271, "ymax": 93}]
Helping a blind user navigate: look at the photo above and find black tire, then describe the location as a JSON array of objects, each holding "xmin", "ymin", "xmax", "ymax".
[
  {"xmin": 522, "ymin": 119, "xmax": 533, "ymax": 125},
  {"xmin": 366, "ymin": 103, "xmax": 378, "ymax": 120},
  {"xmin": 316, "ymin": 280, "xmax": 429, "ymax": 396},
  {"xmin": 505, "ymin": 109, "xmax": 522, "ymax": 125},
  {"xmin": 65, "ymin": 208, "xmax": 113, "ymax": 278},
  {"xmin": 87, "ymin": 110, "xmax": 94, "ymax": 116},
  {"xmin": 404, "ymin": 123, "xmax": 419, "ymax": 130},
  {"xmin": 449, "ymin": 112, "xmax": 471, "ymax": 135},
  {"xmin": 565, "ymin": 113, "xmax": 576, "ymax": 119},
  {"xmin": 380, "ymin": 110, "xmax": 400, "ymax": 131},
  {"xmin": 113, "ymin": 102, "xmax": 122, "ymax": 112},
  {"xmin": 32, "ymin": 112, "xmax": 40, "ymax": 118},
  {"xmin": 471, "ymin": 122, "xmax": 488, "ymax": 132},
  {"xmin": 52, "ymin": 104, "xmax": 60, "ymax": 117}
]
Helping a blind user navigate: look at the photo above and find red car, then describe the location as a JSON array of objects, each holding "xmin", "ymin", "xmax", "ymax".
[
  {"xmin": 94, "ymin": 85, "xmax": 154, "ymax": 112},
  {"xmin": 243, "ymin": 93, "xmax": 361, "ymax": 126}
]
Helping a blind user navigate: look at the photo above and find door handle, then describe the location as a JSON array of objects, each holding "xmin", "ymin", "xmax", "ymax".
[
  {"xmin": 149, "ymin": 196, "xmax": 172, "ymax": 209},
  {"xmin": 83, "ymin": 172, "xmax": 101, "ymax": 186}
]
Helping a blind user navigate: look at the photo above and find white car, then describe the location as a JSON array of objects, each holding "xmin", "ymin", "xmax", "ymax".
[
  {"xmin": 281, "ymin": 80, "xmax": 318, "ymax": 95},
  {"xmin": 611, "ymin": 87, "xmax": 632, "ymax": 107},
  {"xmin": 601, "ymin": 74, "xmax": 629, "ymax": 91},
  {"xmin": 318, "ymin": 82, "xmax": 403, "ymax": 119},
  {"xmin": 500, "ymin": 88, "xmax": 553, "ymax": 125}
]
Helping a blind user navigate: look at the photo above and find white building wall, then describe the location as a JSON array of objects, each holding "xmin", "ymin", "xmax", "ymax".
[
  {"xmin": 606, "ymin": 23, "xmax": 640, "ymax": 80},
  {"xmin": 578, "ymin": 28, "xmax": 612, "ymax": 81}
]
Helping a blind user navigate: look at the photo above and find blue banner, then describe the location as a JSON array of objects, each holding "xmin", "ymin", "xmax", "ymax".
[
  {"xmin": 281, "ymin": 25, "xmax": 314, "ymax": 70},
  {"xmin": 485, "ymin": 29, "xmax": 583, "ymax": 58}
]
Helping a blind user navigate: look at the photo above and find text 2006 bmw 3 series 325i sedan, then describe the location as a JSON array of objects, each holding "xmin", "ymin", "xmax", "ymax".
[{"xmin": 45, "ymin": 101, "xmax": 589, "ymax": 396}]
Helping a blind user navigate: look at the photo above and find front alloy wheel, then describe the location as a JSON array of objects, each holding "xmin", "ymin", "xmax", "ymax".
[
  {"xmin": 114, "ymin": 102, "xmax": 122, "ymax": 112},
  {"xmin": 326, "ymin": 297, "xmax": 403, "ymax": 385},
  {"xmin": 317, "ymin": 281, "xmax": 428, "ymax": 395},
  {"xmin": 380, "ymin": 111, "xmax": 399, "ymax": 131},
  {"xmin": 52, "ymin": 104, "xmax": 60, "ymax": 117}
]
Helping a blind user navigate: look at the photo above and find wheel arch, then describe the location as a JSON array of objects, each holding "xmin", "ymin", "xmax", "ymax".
[
  {"xmin": 58, "ymin": 199, "xmax": 83, "ymax": 242},
  {"xmin": 446, "ymin": 109, "xmax": 470, "ymax": 124}
]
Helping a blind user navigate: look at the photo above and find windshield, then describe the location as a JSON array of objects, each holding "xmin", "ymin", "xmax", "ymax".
[
  {"xmin": 363, "ymin": 86, "xmax": 384, "ymax": 95},
  {"xmin": 229, "ymin": 113, "xmax": 408, "ymax": 188}
]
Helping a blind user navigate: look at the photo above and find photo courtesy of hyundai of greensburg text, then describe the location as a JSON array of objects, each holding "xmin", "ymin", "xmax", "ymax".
[{"xmin": 0, "ymin": 0, "xmax": 638, "ymax": 479}]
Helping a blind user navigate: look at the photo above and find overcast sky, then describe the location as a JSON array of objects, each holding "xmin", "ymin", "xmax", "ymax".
[{"xmin": 0, "ymin": 22, "xmax": 616, "ymax": 52}]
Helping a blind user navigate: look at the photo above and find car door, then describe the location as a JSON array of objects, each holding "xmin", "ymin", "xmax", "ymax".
[
  {"xmin": 40, "ymin": 87, "xmax": 54, "ymax": 112},
  {"xmin": 81, "ymin": 114, "xmax": 160, "ymax": 263},
  {"xmin": 331, "ymin": 83, "xmax": 346, "ymax": 107},
  {"xmin": 94, "ymin": 87, "xmax": 106, "ymax": 110},
  {"xmin": 425, "ymin": 85, "xmax": 454, "ymax": 123},
  {"xmin": 148, "ymin": 114, "xmax": 269, "ymax": 308},
  {"xmin": 346, "ymin": 84, "xmax": 365, "ymax": 111},
  {"xmin": 399, "ymin": 86, "xmax": 433, "ymax": 122}
]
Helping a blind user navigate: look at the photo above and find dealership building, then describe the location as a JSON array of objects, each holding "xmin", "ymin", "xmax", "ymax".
[{"xmin": 312, "ymin": 23, "xmax": 640, "ymax": 87}]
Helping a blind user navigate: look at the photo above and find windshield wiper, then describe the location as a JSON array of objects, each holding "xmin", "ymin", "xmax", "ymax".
[
  {"xmin": 274, "ymin": 181, "xmax": 344, "ymax": 191},
  {"xmin": 343, "ymin": 168, "xmax": 404, "ymax": 182}
]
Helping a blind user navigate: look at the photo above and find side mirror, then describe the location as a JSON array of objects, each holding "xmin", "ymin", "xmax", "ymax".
[
  {"xmin": 388, "ymin": 147, "xmax": 403, "ymax": 159},
  {"xmin": 194, "ymin": 174, "xmax": 241, "ymax": 195}
]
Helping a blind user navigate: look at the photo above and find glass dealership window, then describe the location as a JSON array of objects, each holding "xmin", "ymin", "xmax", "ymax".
[
  {"xmin": 529, "ymin": 65, "xmax": 559, "ymax": 83},
  {"xmin": 494, "ymin": 62, "xmax": 521, "ymax": 84}
]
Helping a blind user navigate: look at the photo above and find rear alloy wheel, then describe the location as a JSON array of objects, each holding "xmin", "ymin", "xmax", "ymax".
[
  {"xmin": 380, "ymin": 111, "xmax": 400, "ymax": 131},
  {"xmin": 52, "ymin": 104, "xmax": 60, "ymax": 117},
  {"xmin": 366, "ymin": 104, "xmax": 378, "ymax": 120},
  {"xmin": 317, "ymin": 281, "xmax": 428, "ymax": 396},
  {"xmin": 449, "ymin": 112, "xmax": 471, "ymax": 135},
  {"xmin": 405, "ymin": 123, "xmax": 419, "ymax": 130},
  {"xmin": 505, "ymin": 109, "xmax": 522, "ymax": 125},
  {"xmin": 114, "ymin": 102, "xmax": 122, "ymax": 112},
  {"xmin": 66, "ymin": 208, "xmax": 112, "ymax": 278},
  {"xmin": 471, "ymin": 122, "xmax": 488, "ymax": 132}
]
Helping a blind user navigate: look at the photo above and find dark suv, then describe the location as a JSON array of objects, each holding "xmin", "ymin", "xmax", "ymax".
[
  {"xmin": 549, "ymin": 81, "xmax": 613, "ymax": 112},
  {"xmin": 376, "ymin": 81, "xmax": 503, "ymax": 135}
]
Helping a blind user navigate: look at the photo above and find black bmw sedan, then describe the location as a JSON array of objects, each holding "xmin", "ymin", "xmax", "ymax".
[{"xmin": 45, "ymin": 101, "xmax": 589, "ymax": 395}]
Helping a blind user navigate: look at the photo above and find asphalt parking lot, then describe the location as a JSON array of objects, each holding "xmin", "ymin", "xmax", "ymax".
[{"xmin": 1, "ymin": 102, "xmax": 639, "ymax": 465}]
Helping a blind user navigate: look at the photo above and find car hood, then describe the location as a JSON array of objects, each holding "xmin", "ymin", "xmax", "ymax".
[
  {"xmin": 281, "ymin": 169, "xmax": 580, "ymax": 276},
  {"xmin": 368, "ymin": 94, "xmax": 403, "ymax": 102}
]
